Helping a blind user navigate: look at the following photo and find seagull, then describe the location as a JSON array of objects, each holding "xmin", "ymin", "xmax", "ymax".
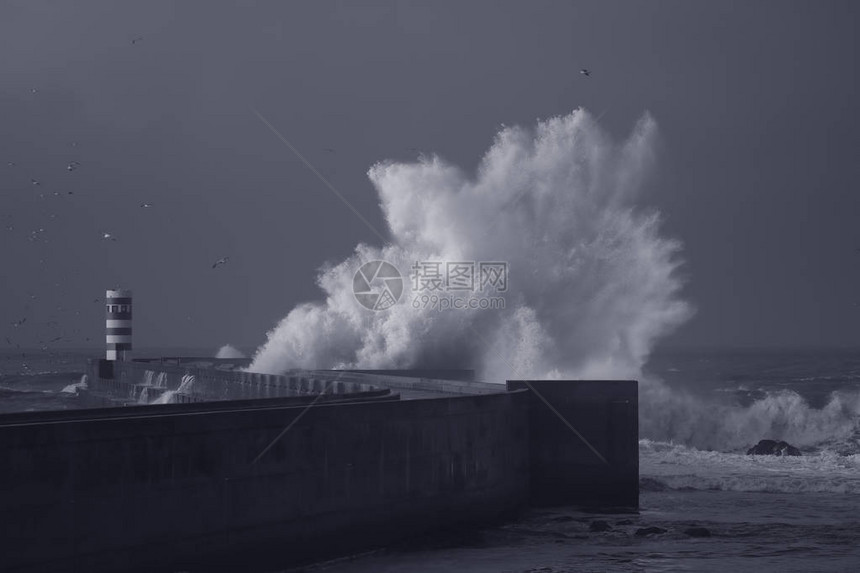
[
  {"xmin": 31, "ymin": 178, "xmax": 40, "ymax": 186},
  {"xmin": 580, "ymin": 68, "xmax": 591, "ymax": 77},
  {"xmin": 7, "ymin": 162, "xmax": 15, "ymax": 167},
  {"xmin": 12, "ymin": 318, "xmax": 26, "ymax": 327},
  {"xmin": 212, "ymin": 257, "xmax": 229, "ymax": 269},
  {"xmin": 67, "ymin": 161, "xmax": 80, "ymax": 172},
  {"xmin": 131, "ymin": 36, "xmax": 144, "ymax": 45},
  {"xmin": 139, "ymin": 202, "xmax": 153, "ymax": 208},
  {"xmin": 31, "ymin": 88, "xmax": 38, "ymax": 94},
  {"xmin": 101, "ymin": 231, "xmax": 117, "ymax": 241}
]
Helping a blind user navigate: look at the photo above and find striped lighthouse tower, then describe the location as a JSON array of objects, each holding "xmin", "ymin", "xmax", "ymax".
[{"xmin": 105, "ymin": 289, "xmax": 133, "ymax": 361}]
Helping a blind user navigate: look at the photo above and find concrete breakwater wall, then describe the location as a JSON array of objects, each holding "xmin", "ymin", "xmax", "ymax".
[
  {"xmin": 1, "ymin": 387, "xmax": 529, "ymax": 572},
  {"xmin": 1, "ymin": 361, "xmax": 638, "ymax": 572}
]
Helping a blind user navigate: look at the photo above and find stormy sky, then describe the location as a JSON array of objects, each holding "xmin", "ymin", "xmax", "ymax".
[{"xmin": 1, "ymin": 0, "xmax": 858, "ymax": 352}]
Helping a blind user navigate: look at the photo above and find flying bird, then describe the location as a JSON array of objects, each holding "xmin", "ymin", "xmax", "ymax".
[
  {"xmin": 7, "ymin": 162, "xmax": 15, "ymax": 167},
  {"xmin": 139, "ymin": 202, "xmax": 153, "ymax": 208},
  {"xmin": 31, "ymin": 178, "xmax": 40, "ymax": 186},
  {"xmin": 131, "ymin": 36, "xmax": 144, "ymax": 44},
  {"xmin": 12, "ymin": 318, "xmax": 26, "ymax": 327},
  {"xmin": 212, "ymin": 257, "xmax": 229, "ymax": 269},
  {"xmin": 101, "ymin": 232, "xmax": 117, "ymax": 241},
  {"xmin": 67, "ymin": 161, "xmax": 80, "ymax": 172},
  {"xmin": 580, "ymin": 68, "xmax": 591, "ymax": 77}
]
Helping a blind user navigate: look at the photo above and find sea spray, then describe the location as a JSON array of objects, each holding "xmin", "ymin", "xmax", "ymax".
[
  {"xmin": 150, "ymin": 374, "xmax": 196, "ymax": 405},
  {"xmin": 246, "ymin": 109, "xmax": 860, "ymax": 453},
  {"xmin": 250, "ymin": 110, "xmax": 691, "ymax": 382},
  {"xmin": 176, "ymin": 374, "xmax": 196, "ymax": 394},
  {"xmin": 61, "ymin": 374, "xmax": 88, "ymax": 394},
  {"xmin": 216, "ymin": 345, "xmax": 246, "ymax": 359}
]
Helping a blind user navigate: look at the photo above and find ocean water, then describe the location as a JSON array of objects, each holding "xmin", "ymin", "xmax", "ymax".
[
  {"xmin": 2, "ymin": 348, "xmax": 859, "ymax": 572},
  {"xmin": 0, "ymin": 349, "xmax": 91, "ymax": 414},
  {"xmin": 0, "ymin": 347, "xmax": 211, "ymax": 413}
]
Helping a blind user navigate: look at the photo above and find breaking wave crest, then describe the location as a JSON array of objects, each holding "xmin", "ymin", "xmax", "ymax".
[{"xmin": 640, "ymin": 439, "xmax": 860, "ymax": 494}]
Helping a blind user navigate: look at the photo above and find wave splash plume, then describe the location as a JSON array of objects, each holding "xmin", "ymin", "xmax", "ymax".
[
  {"xmin": 247, "ymin": 109, "xmax": 859, "ymax": 455},
  {"xmin": 250, "ymin": 109, "xmax": 690, "ymax": 385}
]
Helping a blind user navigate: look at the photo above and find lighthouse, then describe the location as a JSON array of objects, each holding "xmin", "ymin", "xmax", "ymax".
[{"xmin": 105, "ymin": 289, "xmax": 132, "ymax": 360}]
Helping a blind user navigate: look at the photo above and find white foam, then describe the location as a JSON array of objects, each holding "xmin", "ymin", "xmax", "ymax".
[
  {"xmin": 61, "ymin": 374, "xmax": 88, "ymax": 394},
  {"xmin": 640, "ymin": 439, "xmax": 860, "ymax": 494},
  {"xmin": 640, "ymin": 379, "xmax": 860, "ymax": 451}
]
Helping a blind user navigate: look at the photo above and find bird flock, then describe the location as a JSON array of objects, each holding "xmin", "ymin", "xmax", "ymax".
[
  {"xmin": 3, "ymin": 36, "xmax": 235, "ymax": 357},
  {"xmin": 4, "ymin": 52, "xmax": 594, "ymax": 357}
]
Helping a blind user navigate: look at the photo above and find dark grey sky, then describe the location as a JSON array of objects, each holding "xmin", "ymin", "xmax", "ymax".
[{"xmin": 1, "ymin": 0, "xmax": 857, "ymax": 351}]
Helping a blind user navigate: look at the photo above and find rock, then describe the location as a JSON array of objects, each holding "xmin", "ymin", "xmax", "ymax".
[
  {"xmin": 684, "ymin": 527, "xmax": 711, "ymax": 538},
  {"xmin": 746, "ymin": 439, "xmax": 801, "ymax": 456},
  {"xmin": 615, "ymin": 519, "xmax": 634, "ymax": 526},
  {"xmin": 589, "ymin": 520, "xmax": 612, "ymax": 532},
  {"xmin": 639, "ymin": 477, "xmax": 670, "ymax": 492},
  {"xmin": 634, "ymin": 526, "xmax": 667, "ymax": 537}
]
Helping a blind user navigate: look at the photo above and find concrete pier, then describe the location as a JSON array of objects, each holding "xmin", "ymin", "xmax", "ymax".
[{"xmin": 0, "ymin": 361, "xmax": 639, "ymax": 572}]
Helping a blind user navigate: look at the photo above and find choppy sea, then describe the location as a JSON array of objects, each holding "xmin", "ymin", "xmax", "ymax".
[{"xmin": 2, "ymin": 347, "xmax": 859, "ymax": 572}]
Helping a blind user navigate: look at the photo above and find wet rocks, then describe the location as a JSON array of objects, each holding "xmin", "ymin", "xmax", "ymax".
[
  {"xmin": 589, "ymin": 520, "xmax": 612, "ymax": 532},
  {"xmin": 684, "ymin": 527, "xmax": 712, "ymax": 537},
  {"xmin": 746, "ymin": 439, "xmax": 801, "ymax": 456},
  {"xmin": 639, "ymin": 477, "xmax": 670, "ymax": 492},
  {"xmin": 634, "ymin": 526, "xmax": 667, "ymax": 537}
]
